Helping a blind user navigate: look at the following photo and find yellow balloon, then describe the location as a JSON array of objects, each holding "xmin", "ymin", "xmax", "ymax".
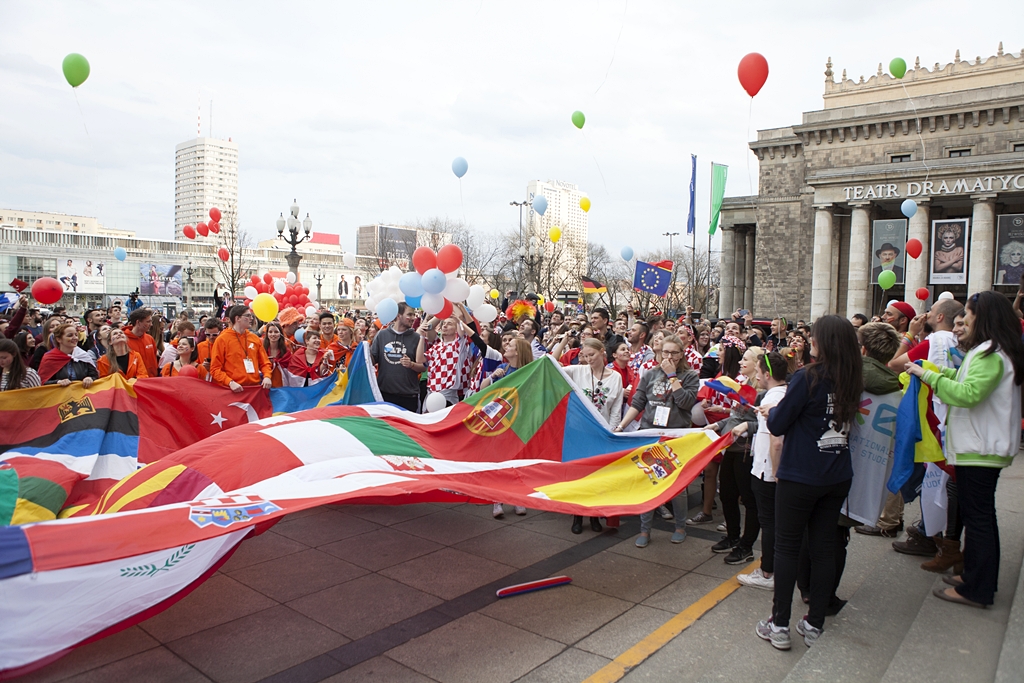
[
  {"xmin": 251, "ymin": 293, "xmax": 279, "ymax": 322},
  {"xmin": 489, "ymin": 288, "xmax": 500, "ymax": 299},
  {"xmin": 549, "ymin": 226, "xmax": 561, "ymax": 243},
  {"xmin": 537, "ymin": 295, "xmax": 545, "ymax": 305},
  {"xmin": 579, "ymin": 196, "xmax": 591, "ymax": 213}
]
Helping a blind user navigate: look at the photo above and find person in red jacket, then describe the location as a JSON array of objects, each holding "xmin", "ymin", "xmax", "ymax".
[
  {"xmin": 210, "ymin": 305, "xmax": 272, "ymax": 392},
  {"xmin": 123, "ymin": 308, "xmax": 159, "ymax": 377}
]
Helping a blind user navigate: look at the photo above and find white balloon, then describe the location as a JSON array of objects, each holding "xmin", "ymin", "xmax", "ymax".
[
  {"xmin": 364, "ymin": 296, "xmax": 377, "ymax": 312},
  {"xmin": 305, "ymin": 305, "xmax": 317, "ymax": 316},
  {"xmin": 444, "ymin": 277, "xmax": 471, "ymax": 303},
  {"xmin": 467, "ymin": 284, "xmax": 485, "ymax": 309},
  {"xmin": 343, "ymin": 252, "xmax": 356, "ymax": 268},
  {"xmin": 244, "ymin": 286, "xmax": 258, "ymax": 300},
  {"xmin": 423, "ymin": 392, "xmax": 447, "ymax": 413},
  {"xmin": 286, "ymin": 272, "xmax": 297, "ymax": 284},
  {"xmin": 274, "ymin": 279, "xmax": 287, "ymax": 295},
  {"xmin": 309, "ymin": 300, "xmax": 319, "ymax": 309},
  {"xmin": 388, "ymin": 265, "xmax": 403, "ymax": 280},
  {"xmin": 422, "ymin": 293, "xmax": 446, "ymax": 316},
  {"xmin": 475, "ymin": 303, "xmax": 497, "ymax": 323}
]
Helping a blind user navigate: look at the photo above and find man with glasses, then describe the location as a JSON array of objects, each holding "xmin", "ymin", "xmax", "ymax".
[{"xmin": 210, "ymin": 305, "xmax": 272, "ymax": 392}]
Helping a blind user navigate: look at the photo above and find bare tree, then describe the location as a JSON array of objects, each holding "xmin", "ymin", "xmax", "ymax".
[
  {"xmin": 412, "ymin": 217, "xmax": 509, "ymax": 291},
  {"xmin": 211, "ymin": 203, "xmax": 257, "ymax": 297}
]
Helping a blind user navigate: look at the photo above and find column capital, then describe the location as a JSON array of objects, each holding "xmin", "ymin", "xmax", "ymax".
[
  {"xmin": 970, "ymin": 193, "xmax": 998, "ymax": 202},
  {"xmin": 848, "ymin": 201, "xmax": 871, "ymax": 208},
  {"xmin": 813, "ymin": 203, "xmax": 833, "ymax": 211},
  {"xmin": 910, "ymin": 196, "xmax": 931, "ymax": 204}
]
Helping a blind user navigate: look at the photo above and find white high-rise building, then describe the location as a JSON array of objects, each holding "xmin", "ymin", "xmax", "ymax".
[
  {"xmin": 526, "ymin": 180, "xmax": 589, "ymax": 291},
  {"xmin": 174, "ymin": 137, "xmax": 238, "ymax": 241}
]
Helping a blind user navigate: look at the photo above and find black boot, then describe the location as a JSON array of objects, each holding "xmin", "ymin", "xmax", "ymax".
[
  {"xmin": 571, "ymin": 516, "xmax": 583, "ymax": 534},
  {"xmin": 590, "ymin": 517, "xmax": 603, "ymax": 533}
]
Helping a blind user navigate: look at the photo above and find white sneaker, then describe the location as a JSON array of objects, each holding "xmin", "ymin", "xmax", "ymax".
[
  {"xmin": 492, "ymin": 503, "xmax": 505, "ymax": 519},
  {"xmin": 716, "ymin": 522, "xmax": 727, "ymax": 532},
  {"xmin": 738, "ymin": 568, "xmax": 775, "ymax": 591},
  {"xmin": 514, "ymin": 506, "xmax": 527, "ymax": 515}
]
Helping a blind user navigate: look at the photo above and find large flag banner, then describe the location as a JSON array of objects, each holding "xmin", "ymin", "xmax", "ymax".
[
  {"xmin": 633, "ymin": 260, "xmax": 673, "ymax": 297},
  {"xmin": 0, "ymin": 356, "xmax": 732, "ymax": 676},
  {"xmin": 686, "ymin": 154, "xmax": 697, "ymax": 235},
  {"xmin": 843, "ymin": 390, "xmax": 901, "ymax": 526},
  {"xmin": 581, "ymin": 276, "xmax": 607, "ymax": 294},
  {"xmin": 708, "ymin": 163, "xmax": 728, "ymax": 236}
]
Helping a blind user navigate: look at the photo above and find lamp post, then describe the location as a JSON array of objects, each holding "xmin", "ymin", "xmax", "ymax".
[
  {"xmin": 520, "ymin": 235, "xmax": 543, "ymax": 295},
  {"xmin": 276, "ymin": 199, "xmax": 312, "ymax": 277},
  {"xmin": 183, "ymin": 258, "xmax": 197, "ymax": 313},
  {"xmin": 510, "ymin": 199, "xmax": 533, "ymax": 294},
  {"xmin": 313, "ymin": 267, "xmax": 325, "ymax": 304}
]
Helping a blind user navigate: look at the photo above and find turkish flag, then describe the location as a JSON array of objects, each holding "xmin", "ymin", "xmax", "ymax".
[
  {"xmin": 135, "ymin": 378, "xmax": 273, "ymax": 464},
  {"xmin": 9, "ymin": 278, "xmax": 28, "ymax": 293}
]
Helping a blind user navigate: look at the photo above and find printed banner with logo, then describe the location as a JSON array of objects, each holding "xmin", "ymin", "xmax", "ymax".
[
  {"xmin": 57, "ymin": 258, "xmax": 106, "ymax": 295},
  {"xmin": 842, "ymin": 390, "xmax": 901, "ymax": 526}
]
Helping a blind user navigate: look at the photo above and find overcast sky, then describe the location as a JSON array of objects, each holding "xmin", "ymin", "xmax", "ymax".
[{"xmin": 1, "ymin": 1, "xmax": 1017, "ymax": 257}]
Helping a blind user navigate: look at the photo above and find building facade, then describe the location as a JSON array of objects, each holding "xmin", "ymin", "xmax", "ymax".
[
  {"xmin": 526, "ymin": 180, "xmax": 589, "ymax": 294},
  {"xmin": 174, "ymin": 137, "xmax": 239, "ymax": 241},
  {"xmin": 719, "ymin": 45, "xmax": 1024, "ymax": 321}
]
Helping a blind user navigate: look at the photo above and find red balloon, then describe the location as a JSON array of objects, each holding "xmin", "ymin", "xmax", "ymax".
[
  {"xmin": 545, "ymin": 301, "xmax": 555, "ymax": 312},
  {"xmin": 178, "ymin": 364, "xmax": 199, "ymax": 378},
  {"xmin": 906, "ymin": 238, "xmax": 923, "ymax": 260},
  {"xmin": 438, "ymin": 298, "xmax": 454, "ymax": 320},
  {"xmin": 301, "ymin": 286, "xmax": 309, "ymax": 296},
  {"xmin": 244, "ymin": 299, "xmax": 253, "ymax": 306},
  {"xmin": 436, "ymin": 244, "xmax": 464, "ymax": 273},
  {"xmin": 412, "ymin": 247, "xmax": 437, "ymax": 274},
  {"xmin": 209, "ymin": 207, "xmax": 222, "ymax": 222},
  {"xmin": 738, "ymin": 52, "xmax": 769, "ymax": 97},
  {"xmin": 31, "ymin": 277, "xmax": 64, "ymax": 305},
  {"xmin": 209, "ymin": 221, "xmax": 220, "ymax": 234},
  {"xmin": 183, "ymin": 225, "xmax": 196, "ymax": 239},
  {"xmin": 218, "ymin": 247, "xmax": 229, "ymax": 262},
  {"xmin": 250, "ymin": 275, "xmax": 261, "ymax": 286},
  {"xmin": 197, "ymin": 222, "xmax": 209, "ymax": 237},
  {"xmin": 916, "ymin": 287, "xmax": 930, "ymax": 301},
  {"xmin": 263, "ymin": 273, "xmax": 274, "ymax": 285}
]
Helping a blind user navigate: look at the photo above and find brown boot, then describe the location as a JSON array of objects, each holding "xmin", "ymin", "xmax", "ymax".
[{"xmin": 920, "ymin": 537, "xmax": 964, "ymax": 574}]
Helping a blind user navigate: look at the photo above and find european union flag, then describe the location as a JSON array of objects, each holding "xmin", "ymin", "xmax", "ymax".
[{"xmin": 633, "ymin": 260, "xmax": 672, "ymax": 297}]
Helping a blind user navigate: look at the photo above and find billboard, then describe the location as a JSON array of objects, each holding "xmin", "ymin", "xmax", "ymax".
[
  {"xmin": 377, "ymin": 226, "xmax": 418, "ymax": 270},
  {"xmin": 140, "ymin": 264, "xmax": 184, "ymax": 297},
  {"xmin": 57, "ymin": 258, "xmax": 106, "ymax": 294},
  {"xmin": 929, "ymin": 218, "xmax": 970, "ymax": 285}
]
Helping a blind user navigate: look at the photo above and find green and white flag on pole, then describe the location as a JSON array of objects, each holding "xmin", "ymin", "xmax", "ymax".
[{"xmin": 708, "ymin": 163, "xmax": 728, "ymax": 235}]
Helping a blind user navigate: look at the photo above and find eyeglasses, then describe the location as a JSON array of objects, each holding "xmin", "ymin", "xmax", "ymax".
[{"xmin": 663, "ymin": 350, "xmax": 683, "ymax": 357}]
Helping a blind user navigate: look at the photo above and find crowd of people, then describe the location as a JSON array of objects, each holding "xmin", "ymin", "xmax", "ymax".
[{"xmin": 2, "ymin": 285, "xmax": 1022, "ymax": 653}]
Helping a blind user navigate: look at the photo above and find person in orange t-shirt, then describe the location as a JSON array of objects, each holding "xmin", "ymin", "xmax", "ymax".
[
  {"xmin": 333, "ymin": 320, "xmax": 357, "ymax": 372},
  {"xmin": 160, "ymin": 337, "xmax": 209, "ymax": 380},
  {"xmin": 209, "ymin": 305, "xmax": 272, "ymax": 392},
  {"xmin": 123, "ymin": 308, "xmax": 159, "ymax": 377},
  {"xmin": 96, "ymin": 327, "xmax": 150, "ymax": 382}
]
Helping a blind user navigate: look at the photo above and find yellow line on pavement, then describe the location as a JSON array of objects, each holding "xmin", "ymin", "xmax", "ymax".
[{"xmin": 582, "ymin": 562, "xmax": 758, "ymax": 683}]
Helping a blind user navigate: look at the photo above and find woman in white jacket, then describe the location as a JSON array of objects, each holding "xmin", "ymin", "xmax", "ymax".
[{"xmin": 906, "ymin": 291, "xmax": 1024, "ymax": 608}]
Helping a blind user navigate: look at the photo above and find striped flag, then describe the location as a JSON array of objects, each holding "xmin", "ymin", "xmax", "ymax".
[{"xmin": 581, "ymin": 277, "xmax": 607, "ymax": 294}]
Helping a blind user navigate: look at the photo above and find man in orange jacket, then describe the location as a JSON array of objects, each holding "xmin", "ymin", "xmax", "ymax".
[
  {"xmin": 123, "ymin": 308, "xmax": 159, "ymax": 377},
  {"xmin": 210, "ymin": 305, "xmax": 272, "ymax": 392}
]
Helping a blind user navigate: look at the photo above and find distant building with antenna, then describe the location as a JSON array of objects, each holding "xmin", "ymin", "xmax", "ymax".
[{"xmin": 174, "ymin": 137, "xmax": 238, "ymax": 241}]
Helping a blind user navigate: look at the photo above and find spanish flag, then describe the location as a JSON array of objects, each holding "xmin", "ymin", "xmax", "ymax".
[{"xmin": 581, "ymin": 276, "xmax": 607, "ymax": 294}]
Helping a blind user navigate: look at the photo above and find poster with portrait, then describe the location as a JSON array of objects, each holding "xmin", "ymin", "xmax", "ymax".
[
  {"xmin": 929, "ymin": 218, "xmax": 970, "ymax": 285},
  {"xmin": 337, "ymin": 273, "xmax": 350, "ymax": 298},
  {"xmin": 57, "ymin": 258, "xmax": 106, "ymax": 294},
  {"xmin": 871, "ymin": 219, "xmax": 907, "ymax": 285},
  {"xmin": 994, "ymin": 214, "xmax": 1024, "ymax": 286},
  {"xmin": 140, "ymin": 264, "xmax": 184, "ymax": 297}
]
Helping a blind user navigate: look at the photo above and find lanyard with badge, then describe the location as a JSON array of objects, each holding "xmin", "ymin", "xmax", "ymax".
[{"xmin": 233, "ymin": 330, "xmax": 257, "ymax": 374}]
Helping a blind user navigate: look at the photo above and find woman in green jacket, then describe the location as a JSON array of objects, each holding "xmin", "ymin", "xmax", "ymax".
[{"xmin": 906, "ymin": 291, "xmax": 1024, "ymax": 608}]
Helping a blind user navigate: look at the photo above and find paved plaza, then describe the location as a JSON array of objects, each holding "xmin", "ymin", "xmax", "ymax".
[{"xmin": 18, "ymin": 459, "xmax": 1024, "ymax": 683}]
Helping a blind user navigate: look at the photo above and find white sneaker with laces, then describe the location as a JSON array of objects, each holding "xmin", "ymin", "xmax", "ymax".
[
  {"xmin": 737, "ymin": 568, "xmax": 775, "ymax": 591},
  {"xmin": 492, "ymin": 503, "xmax": 505, "ymax": 519},
  {"xmin": 514, "ymin": 506, "xmax": 527, "ymax": 515}
]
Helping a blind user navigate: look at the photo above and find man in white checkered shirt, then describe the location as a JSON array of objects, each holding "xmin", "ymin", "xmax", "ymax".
[{"xmin": 627, "ymin": 321, "xmax": 654, "ymax": 376}]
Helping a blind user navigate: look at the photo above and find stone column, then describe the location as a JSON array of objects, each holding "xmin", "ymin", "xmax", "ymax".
[
  {"xmin": 810, "ymin": 205, "xmax": 834, "ymax": 321},
  {"xmin": 968, "ymin": 194, "xmax": 997, "ymax": 294},
  {"xmin": 905, "ymin": 199, "xmax": 931, "ymax": 312},
  {"xmin": 744, "ymin": 229, "xmax": 756, "ymax": 312},
  {"xmin": 733, "ymin": 229, "xmax": 747, "ymax": 315},
  {"xmin": 846, "ymin": 203, "xmax": 872, "ymax": 317},
  {"xmin": 718, "ymin": 226, "xmax": 736, "ymax": 317}
]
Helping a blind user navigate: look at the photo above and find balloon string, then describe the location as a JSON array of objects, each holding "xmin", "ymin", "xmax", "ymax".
[
  {"xmin": 593, "ymin": 0, "xmax": 628, "ymax": 95},
  {"xmin": 744, "ymin": 96, "xmax": 781, "ymax": 321},
  {"xmin": 581, "ymin": 130, "xmax": 609, "ymax": 195},
  {"xmin": 460, "ymin": 178, "xmax": 467, "ymax": 226},
  {"xmin": 73, "ymin": 89, "xmax": 90, "ymax": 137},
  {"xmin": 899, "ymin": 81, "xmax": 929, "ymax": 184}
]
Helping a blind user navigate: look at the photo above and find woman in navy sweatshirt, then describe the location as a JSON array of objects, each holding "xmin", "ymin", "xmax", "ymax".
[{"xmin": 756, "ymin": 315, "xmax": 863, "ymax": 651}]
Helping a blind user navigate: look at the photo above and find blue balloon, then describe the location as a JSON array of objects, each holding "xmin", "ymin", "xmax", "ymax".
[
  {"xmin": 421, "ymin": 268, "xmax": 448, "ymax": 295},
  {"xmin": 294, "ymin": 328, "xmax": 305, "ymax": 345},
  {"xmin": 901, "ymin": 199, "xmax": 917, "ymax": 218},
  {"xmin": 114, "ymin": 247, "xmax": 127, "ymax": 261},
  {"xmin": 376, "ymin": 297, "xmax": 399, "ymax": 325},
  {"xmin": 452, "ymin": 157, "xmax": 468, "ymax": 179},
  {"xmin": 405, "ymin": 294, "xmax": 422, "ymax": 309},
  {"xmin": 621, "ymin": 246, "xmax": 634, "ymax": 261},
  {"xmin": 533, "ymin": 195, "xmax": 548, "ymax": 216},
  {"xmin": 399, "ymin": 271, "xmax": 425, "ymax": 297}
]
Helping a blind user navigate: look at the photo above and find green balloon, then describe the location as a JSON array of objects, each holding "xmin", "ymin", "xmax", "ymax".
[
  {"xmin": 889, "ymin": 57, "xmax": 907, "ymax": 79},
  {"xmin": 62, "ymin": 53, "xmax": 90, "ymax": 88},
  {"xmin": 878, "ymin": 269, "xmax": 897, "ymax": 290},
  {"xmin": 571, "ymin": 110, "xmax": 585, "ymax": 129}
]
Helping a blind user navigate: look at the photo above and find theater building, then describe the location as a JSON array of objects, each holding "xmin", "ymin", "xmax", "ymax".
[{"xmin": 719, "ymin": 44, "xmax": 1024, "ymax": 320}]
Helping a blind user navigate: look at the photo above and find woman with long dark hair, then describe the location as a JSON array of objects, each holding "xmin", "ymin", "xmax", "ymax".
[
  {"xmin": 907, "ymin": 291, "xmax": 1024, "ymax": 609},
  {"xmin": 160, "ymin": 336, "xmax": 206, "ymax": 379},
  {"xmin": 757, "ymin": 315, "xmax": 862, "ymax": 650},
  {"xmin": 262, "ymin": 322, "xmax": 292, "ymax": 387},
  {"xmin": 30, "ymin": 317, "xmax": 61, "ymax": 370},
  {"xmin": 0, "ymin": 338, "xmax": 41, "ymax": 390},
  {"xmin": 14, "ymin": 330, "xmax": 36, "ymax": 368}
]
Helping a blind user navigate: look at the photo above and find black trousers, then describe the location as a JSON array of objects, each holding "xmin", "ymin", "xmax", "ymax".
[
  {"xmin": 772, "ymin": 478, "xmax": 851, "ymax": 630},
  {"xmin": 945, "ymin": 477, "xmax": 963, "ymax": 541},
  {"xmin": 750, "ymin": 476, "xmax": 776, "ymax": 574},
  {"xmin": 381, "ymin": 392, "xmax": 420, "ymax": 413},
  {"xmin": 797, "ymin": 525, "xmax": 850, "ymax": 600},
  {"xmin": 719, "ymin": 448, "xmax": 759, "ymax": 549},
  {"xmin": 955, "ymin": 466, "xmax": 1001, "ymax": 605}
]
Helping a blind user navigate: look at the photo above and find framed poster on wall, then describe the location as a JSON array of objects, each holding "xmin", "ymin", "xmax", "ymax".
[
  {"xmin": 871, "ymin": 219, "xmax": 908, "ymax": 285},
  {"xmin": 995, "ymin": 214, "xmax": 1024, "ymax": 285},
  {"xmin": 929, "ymin": 218, "xmax": 969, "ymax": 285}
]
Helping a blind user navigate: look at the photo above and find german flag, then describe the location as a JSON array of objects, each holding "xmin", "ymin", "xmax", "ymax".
[{"xmin": 581, "ymin": 276, "xmax": 607, "ymax": 294}]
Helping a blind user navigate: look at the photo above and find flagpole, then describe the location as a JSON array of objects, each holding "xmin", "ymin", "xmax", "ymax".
[
  {"xmin": 708, "ymin": 161, "xmax": 713, "ymax": 318},
  {"xmin": 691, "ymin": 154, "xmax": 697, "ymax": 310}
]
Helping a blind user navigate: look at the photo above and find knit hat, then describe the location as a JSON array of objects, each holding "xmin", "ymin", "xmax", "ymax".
[
  {"xmin": 278, "ymin": 307, "xmax": 305, "ymax": 327},
  {"xmin": 888, "ymin": 301, "xmax": 917, "ymax": 321},
  {"xmin": 340, "ymin": 317, "xmax": 355, "ymax": 328}
]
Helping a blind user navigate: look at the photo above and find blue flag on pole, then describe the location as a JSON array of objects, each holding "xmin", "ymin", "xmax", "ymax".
[
  {"xmin": 633, "ymin": 260, "xmax": 672, "ymax": 297},
  {"xmin": 686, "ymin": 154, "xmax": 696, "ymax": 235}
]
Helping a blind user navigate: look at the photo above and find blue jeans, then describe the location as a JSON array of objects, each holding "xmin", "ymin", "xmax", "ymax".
[{"xmin": 640, "ymin": 490, "xmax": 688, "ymax": 533}]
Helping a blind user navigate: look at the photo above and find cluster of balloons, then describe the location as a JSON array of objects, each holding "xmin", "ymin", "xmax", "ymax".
[
  {"xmin": 182, "ymin": 208, "xmax": 222, "ymax": 240},
  {"xmin": 738, "ymin": 53, "xmax": 769, "ymax": 97},
  {"xmin": 245, "ymin": 272, "xmax": 317, "ymax": 322},
  {"xmin": 62, "ymin": 54, "xmax": 90, "ymax": 88},
  {"xmin": 877, "ymin": 238, "xmax": 924, "ymax": 290}
]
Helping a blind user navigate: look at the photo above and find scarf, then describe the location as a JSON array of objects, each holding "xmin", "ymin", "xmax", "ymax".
[{"xmin": 38, "ymin": 346, "xmax": 96, "ymax": 383}]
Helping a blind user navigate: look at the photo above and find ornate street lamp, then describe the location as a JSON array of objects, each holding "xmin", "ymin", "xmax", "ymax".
[{"xmin": 276, "ymin": 199, "xmax": 312, "ymax": 276}]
